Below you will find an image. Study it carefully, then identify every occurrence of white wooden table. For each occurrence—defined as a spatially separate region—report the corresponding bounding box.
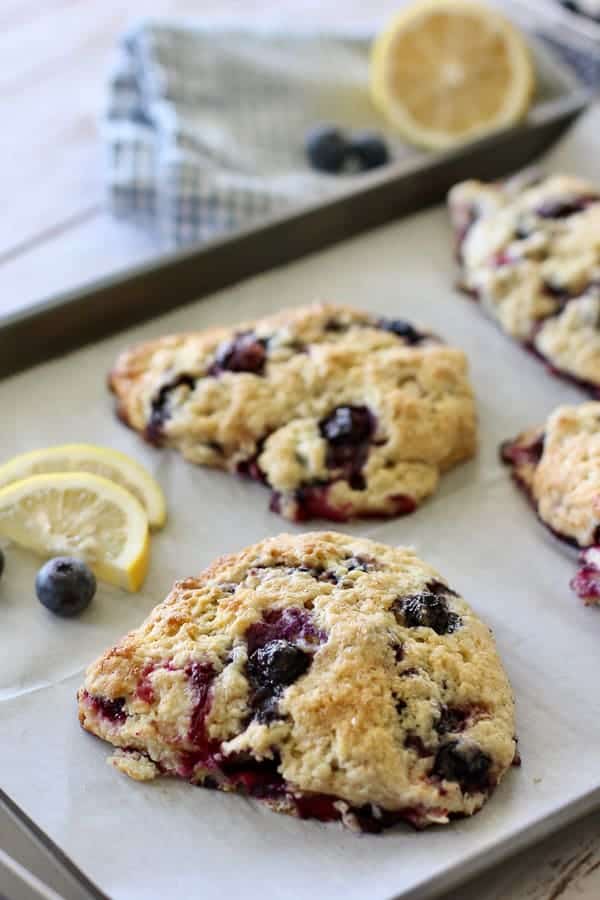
[1,2,599,898]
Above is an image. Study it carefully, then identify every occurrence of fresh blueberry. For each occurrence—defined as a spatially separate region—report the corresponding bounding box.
[248,639,310,690]
[377,318,426,345]
[319,405,374,446]
[145,373,196,444]
[436,706,468,735]
[318,405,375,489]
[211,332,267,376]
[305,125,348,174]
[92,695,126,722]
[35,557,96,617]
[246,637,312,723]
[433,741,491,792]
[394,591,461,635]
[253,694,283,724]
[348,132,389,171]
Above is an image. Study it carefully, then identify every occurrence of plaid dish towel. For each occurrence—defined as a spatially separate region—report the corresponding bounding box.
[105,19,600,250]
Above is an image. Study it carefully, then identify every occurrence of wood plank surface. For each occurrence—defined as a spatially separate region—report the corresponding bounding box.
[1,2,599,899]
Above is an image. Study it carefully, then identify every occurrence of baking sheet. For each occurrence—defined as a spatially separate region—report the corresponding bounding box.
[2,106,600,900]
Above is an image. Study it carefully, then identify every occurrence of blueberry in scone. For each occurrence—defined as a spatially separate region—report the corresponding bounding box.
[110,303,477,522]
[448,173,600,395]
[501,403,600,604]
[77,532,517,832]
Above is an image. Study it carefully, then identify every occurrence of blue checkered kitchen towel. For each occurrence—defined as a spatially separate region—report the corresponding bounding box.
[105,19,600,250]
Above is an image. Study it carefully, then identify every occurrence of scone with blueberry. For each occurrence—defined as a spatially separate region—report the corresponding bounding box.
[78,532,518,832]
[502,403,600,604]
[449,173,600,394]
[110,303,477,522]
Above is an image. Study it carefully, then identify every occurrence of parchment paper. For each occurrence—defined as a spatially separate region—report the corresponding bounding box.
[2,107,600,900]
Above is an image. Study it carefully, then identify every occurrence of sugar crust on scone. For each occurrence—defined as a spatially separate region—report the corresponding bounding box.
[448,173,600,393]
[78,532,517,832]
[109,303,477,522]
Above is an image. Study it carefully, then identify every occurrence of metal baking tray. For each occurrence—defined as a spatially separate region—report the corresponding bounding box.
[0,63,593,900]
[0,789,105,900]
[0,74,590,380]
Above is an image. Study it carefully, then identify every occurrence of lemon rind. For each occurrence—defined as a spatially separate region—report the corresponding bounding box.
[0,472,150,593]
[0,444,166,529]
[370,0,535,151]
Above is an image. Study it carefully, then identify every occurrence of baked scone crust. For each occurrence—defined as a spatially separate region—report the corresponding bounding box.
[501,404,600,603]
[448,173,600,393]
[502,403,600,547]
[78,532,517,831]
[110,303,477,521]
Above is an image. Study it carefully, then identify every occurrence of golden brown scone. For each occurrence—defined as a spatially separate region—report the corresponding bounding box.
[448,173,600,394]
[501,403,600,604]
[78,532,517,832]
[109,303,477,522]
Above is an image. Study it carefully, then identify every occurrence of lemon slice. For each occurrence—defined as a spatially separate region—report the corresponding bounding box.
[0,445,166,530]
[0,472,150,591]
[371,0,534,150]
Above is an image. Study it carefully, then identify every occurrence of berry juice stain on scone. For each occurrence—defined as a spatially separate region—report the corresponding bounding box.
[78,532,517,832]
[109,304,477,522]
[448,174,600,395]
[501,403,600,605]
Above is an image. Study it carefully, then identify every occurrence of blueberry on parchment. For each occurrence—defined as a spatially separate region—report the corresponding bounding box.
[36,557,96,617]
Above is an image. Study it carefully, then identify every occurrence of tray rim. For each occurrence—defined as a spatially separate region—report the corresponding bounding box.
[0,788,107,900]
[0,88,591,382]
[0,86,597,900]
[3,780,600,900]
[412,786,600,900]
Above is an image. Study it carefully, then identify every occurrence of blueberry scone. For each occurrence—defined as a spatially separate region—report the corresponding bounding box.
[501,403,600,604]
[78,532,517,832]
[449,173,600,394]
[110,303,477,522]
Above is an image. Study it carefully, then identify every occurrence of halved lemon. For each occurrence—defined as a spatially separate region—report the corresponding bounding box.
[371,0,535,150]
[0,444,166,530]
[0,472,150,591]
